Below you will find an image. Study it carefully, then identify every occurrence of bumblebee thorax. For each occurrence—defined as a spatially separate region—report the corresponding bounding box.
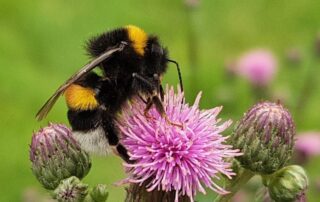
[125,25,148,56]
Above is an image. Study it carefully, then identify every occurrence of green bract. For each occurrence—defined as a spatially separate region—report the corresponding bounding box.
[90,184,109,202]
[264,165,308,202]
[54,176,89,202]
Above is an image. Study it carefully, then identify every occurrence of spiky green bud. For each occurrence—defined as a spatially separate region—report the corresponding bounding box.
[53,176,88,202]
[263,165,308,202]
[231,101,295,174]
[30,123,91,190]
[90,184,109,202]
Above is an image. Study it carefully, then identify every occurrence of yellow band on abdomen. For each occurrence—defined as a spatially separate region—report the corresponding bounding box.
[64,84,99,110]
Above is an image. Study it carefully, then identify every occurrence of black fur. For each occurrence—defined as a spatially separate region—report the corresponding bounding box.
[144,36,169,77]
[67,109,101,132]
[86,28,127,57]
[67,26,171,163]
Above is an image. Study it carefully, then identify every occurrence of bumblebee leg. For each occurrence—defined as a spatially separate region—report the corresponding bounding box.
[132,73,181,127]
[132,73,156,92]
[131,72,156,119]
[152,73,163,100]
[159,84,164,101]
[143,97,155,120]
[151,95,183,128]
[116,144,135,164]
[138,93,148,104]
[101,111,133,163]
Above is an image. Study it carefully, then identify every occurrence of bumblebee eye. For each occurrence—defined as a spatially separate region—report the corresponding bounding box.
[151,44,164,55]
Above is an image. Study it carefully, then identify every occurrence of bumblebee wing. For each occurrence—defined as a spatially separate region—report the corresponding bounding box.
[35,87,65,121]
[36,43,127,121]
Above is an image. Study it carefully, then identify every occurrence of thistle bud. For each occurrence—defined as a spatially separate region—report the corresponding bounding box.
[264,165,308,202]
[90,184,109,202]
[53,176,88,202]
[30,123,91,190]
[231,101,295,174]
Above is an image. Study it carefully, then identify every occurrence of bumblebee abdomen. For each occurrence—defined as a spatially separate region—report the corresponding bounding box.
[64,84,99,111]
[72,127,111,155]
[67,109,101,132]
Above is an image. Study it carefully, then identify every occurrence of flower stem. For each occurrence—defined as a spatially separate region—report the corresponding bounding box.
[185,0,200,96]
[252,86,270,102]
[215,168,254,202]
[125,182,190,202]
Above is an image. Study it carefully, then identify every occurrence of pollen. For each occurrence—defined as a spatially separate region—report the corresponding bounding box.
[64,84,98,110]
[126,25,147,56]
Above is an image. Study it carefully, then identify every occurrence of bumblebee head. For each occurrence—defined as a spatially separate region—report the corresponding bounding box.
[86,25,182,90]
[143,35,183,91]
[143,36,169,78]
[124,25,168,78]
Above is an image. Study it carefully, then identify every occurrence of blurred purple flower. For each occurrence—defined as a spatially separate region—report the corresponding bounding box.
[236,49,277,86]
[118,86,241,202]
[232,190,250,202]
[295,132,320,157]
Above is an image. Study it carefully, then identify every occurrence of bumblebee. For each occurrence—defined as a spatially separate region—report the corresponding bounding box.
[36,25,183,162]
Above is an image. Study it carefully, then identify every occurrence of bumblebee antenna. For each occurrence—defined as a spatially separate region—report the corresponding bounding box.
[167,59,183,92]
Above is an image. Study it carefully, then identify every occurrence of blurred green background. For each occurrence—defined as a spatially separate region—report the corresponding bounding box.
[1,0,320,201]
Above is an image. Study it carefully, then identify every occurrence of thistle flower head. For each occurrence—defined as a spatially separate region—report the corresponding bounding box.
[90,184,109,202]
[264,165,308,202]
[294,132,320,164]
[30,123,91,190]
[53,176,88,202]
[118,86,241,202]
[236,49,277,86]
[231,101,295,174]
[295,132,320,156]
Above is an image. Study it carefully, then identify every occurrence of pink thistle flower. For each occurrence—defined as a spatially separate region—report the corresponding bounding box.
[236,49,277,86]
[295,132,320,158]
[118,86,241,202]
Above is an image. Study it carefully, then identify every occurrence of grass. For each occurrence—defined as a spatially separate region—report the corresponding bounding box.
[1,0,320,201]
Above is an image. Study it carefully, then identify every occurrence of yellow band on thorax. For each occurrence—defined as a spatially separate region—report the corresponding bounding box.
[126,25,148,56]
